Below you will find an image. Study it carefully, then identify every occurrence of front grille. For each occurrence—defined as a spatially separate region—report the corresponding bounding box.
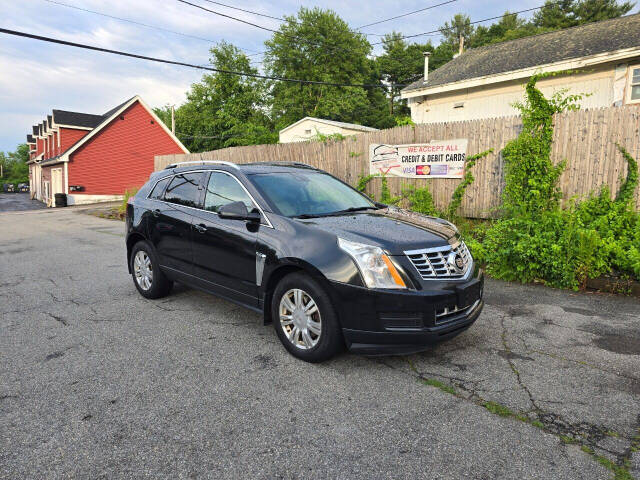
[435,300,480,325]
[404,242,472,280]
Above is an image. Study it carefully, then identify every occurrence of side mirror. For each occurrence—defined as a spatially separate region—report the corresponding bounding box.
[219,201,261,223]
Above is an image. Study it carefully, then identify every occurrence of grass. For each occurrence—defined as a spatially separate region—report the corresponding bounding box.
[118,187,138,216]
[482,401,514,418]
[530,419,545,429]
[422,378,457,395]
[559,435,579,445]
[580,446,633,480]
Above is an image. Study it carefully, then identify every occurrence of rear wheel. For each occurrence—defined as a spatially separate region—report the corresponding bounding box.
[130,241,173,299]
[272,273,343,362]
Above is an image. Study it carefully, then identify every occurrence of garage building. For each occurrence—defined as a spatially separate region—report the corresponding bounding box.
[26,96,188,206]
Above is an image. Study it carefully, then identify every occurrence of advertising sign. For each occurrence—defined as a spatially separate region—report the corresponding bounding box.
[369,139,468,179]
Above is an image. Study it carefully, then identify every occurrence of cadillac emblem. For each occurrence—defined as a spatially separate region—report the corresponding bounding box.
[447,252,465,273]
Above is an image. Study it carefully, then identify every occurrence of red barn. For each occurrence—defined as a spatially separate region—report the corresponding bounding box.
[26,96,188,206]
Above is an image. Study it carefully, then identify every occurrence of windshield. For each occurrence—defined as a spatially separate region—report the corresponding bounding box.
[248,171,376,217]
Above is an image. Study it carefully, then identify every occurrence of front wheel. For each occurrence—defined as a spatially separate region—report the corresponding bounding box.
[272,273,343,362]
[130,241,173,299]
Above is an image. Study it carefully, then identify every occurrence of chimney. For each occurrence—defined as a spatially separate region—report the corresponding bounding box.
[423,51,431,82]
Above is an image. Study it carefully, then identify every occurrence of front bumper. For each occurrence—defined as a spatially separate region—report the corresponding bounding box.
[327,272,484,355]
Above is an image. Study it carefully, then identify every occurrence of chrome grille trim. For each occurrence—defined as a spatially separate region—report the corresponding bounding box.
[435,299,481,324]
[404,241,473,280]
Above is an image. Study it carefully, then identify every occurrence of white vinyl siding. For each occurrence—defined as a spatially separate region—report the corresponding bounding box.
[409,69,615,124]
[629,66,640,103]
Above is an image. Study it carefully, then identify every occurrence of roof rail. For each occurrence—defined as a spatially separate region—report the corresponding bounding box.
[164,160,239,170]
[245,161,316,169]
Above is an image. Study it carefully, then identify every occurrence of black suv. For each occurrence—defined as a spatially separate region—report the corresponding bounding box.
[125,161,484,362]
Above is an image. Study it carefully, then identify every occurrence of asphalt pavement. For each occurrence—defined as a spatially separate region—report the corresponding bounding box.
[1,208,638,479]
[0,193,46,212]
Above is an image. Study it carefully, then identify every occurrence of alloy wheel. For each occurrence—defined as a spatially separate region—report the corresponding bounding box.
[279,288,322,350]
[133,250,153,291]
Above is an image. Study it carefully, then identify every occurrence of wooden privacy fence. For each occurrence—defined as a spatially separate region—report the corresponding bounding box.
[156,106,640,218]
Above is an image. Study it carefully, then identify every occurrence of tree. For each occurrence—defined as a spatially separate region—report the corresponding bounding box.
[439,14,474,51]
[429,42,456,71]
[533,0,633,29]
[0,144,29,184]
[472,12,537,46]
[532,0,577,29]
[155,41,276,153]
[573,0,634,22]
[376,33,432,115]
[264,7,385,129]
[470,1,634,48]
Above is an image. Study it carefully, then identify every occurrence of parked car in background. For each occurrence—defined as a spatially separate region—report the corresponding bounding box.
[17,183,29,193]
[125,161,484,362]
[2,183,15,193]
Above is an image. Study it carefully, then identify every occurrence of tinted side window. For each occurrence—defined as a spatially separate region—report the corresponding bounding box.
[164,173,201,207]
[204,172,254,213]
[149,177,170,200]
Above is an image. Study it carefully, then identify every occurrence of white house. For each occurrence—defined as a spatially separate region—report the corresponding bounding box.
[401,14,640,124]
[279,117,378,143]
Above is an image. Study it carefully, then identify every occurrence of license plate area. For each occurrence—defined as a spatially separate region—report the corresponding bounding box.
[455,280,482,308]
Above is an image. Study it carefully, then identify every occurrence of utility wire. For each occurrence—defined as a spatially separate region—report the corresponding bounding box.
[176,0,280,34]
[41,0,264,55]
[175,0,408,62]
[175,0,357,60]
[0,27,403,88]
[198,0,288,22]
[196,0,441,38]
[357,0,458,29]
[175,0,420,41]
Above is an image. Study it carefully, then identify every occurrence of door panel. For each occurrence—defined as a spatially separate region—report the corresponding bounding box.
[148,204,193,274]
[146,172,202,275]
[191,210,258,303]
[191,171,259,305]
[51,168,63,195]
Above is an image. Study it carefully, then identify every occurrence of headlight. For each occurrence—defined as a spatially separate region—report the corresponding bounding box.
[338,238,407,289]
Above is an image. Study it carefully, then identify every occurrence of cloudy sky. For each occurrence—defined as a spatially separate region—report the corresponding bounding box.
[0,0,620,151]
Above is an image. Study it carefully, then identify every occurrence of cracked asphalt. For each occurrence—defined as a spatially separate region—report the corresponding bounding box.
[1,208,639,479]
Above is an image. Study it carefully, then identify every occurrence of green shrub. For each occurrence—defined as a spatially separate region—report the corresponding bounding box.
[118,188,139,216]
[395,116,415,127]
[379,175,402,205]
[355,173,377,193]
[401,184,438,216]
[482,73,639,289]
[311,129,346,142]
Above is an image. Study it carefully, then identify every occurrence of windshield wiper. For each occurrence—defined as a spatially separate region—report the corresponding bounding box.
[327,206,378,215]
[292,206,378,219]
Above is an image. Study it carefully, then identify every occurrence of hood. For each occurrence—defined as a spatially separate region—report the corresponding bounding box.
[296,206,458,254]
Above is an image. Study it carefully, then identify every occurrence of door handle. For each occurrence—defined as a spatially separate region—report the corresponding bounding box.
[152,209,160,218]
[194,223,207,234]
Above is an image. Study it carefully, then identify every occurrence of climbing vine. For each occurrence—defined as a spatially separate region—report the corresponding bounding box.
[481,73,639,289]
[355,173,377,193]
[502,72,585,215]
[446,149,493,219]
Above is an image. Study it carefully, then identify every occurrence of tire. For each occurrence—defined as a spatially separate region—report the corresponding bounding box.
[130,240,173,299]
[271,272,343,362]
